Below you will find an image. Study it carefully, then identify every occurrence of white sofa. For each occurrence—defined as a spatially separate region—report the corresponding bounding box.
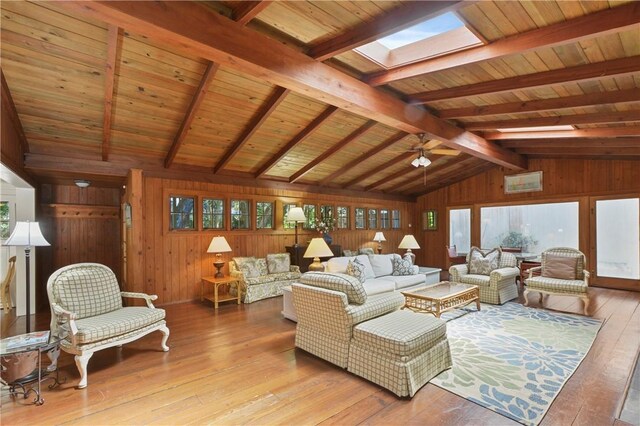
[283,254,441,321]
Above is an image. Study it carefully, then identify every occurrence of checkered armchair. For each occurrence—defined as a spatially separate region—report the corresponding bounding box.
[449,251,519,304]
[47,263,170,388]
[524,248,590,315]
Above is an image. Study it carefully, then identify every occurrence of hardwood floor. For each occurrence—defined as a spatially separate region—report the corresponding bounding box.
[1,286,639,425]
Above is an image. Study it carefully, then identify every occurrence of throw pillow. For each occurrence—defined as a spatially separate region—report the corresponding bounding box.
[256,258,269,276]
[266,253,290,274]
[467,247,502,275]
[392,257,414,276]
[346,258,366,283]
[542,254,579,280]
[234,257,261,278]
[470,258,493,275]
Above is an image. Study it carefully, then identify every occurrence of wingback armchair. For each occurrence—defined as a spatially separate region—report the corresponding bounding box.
[47,263,170,388]
[524,247,590,315]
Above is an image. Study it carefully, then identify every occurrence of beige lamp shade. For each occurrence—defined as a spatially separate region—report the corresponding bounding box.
[5,221,50,247]
[398,235,420,250]
[373,232,386,242]
[287,207,306,223]
[207,236,232,253]
[303,238,334,258]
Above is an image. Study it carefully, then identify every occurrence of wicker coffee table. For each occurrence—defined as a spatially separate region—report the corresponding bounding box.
[402,281,480,318]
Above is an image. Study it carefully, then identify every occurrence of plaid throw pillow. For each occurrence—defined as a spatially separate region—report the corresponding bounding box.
[346,258,366,283]
[392,257,414,276]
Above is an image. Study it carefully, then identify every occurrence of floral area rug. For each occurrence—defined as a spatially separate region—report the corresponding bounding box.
[432,303,602,426]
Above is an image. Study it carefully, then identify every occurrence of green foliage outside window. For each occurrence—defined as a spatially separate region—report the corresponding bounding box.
[282,204,296,229]
[337,206,349,229]
[256,202,274,229]
[231,200,250,229]
[203,198,224,229]
[0,201,10,239]
[170,196,195,230]
[303,204,316,229]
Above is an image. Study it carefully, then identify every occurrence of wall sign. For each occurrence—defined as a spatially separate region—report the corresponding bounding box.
[504,171,543,194]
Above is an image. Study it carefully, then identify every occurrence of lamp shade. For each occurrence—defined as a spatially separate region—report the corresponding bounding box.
[207,236,232,253]
[303,238,334,258]
[373,232,386,242]
[4,221,50,247]
[287,207,306,222]
[398,235,420,250]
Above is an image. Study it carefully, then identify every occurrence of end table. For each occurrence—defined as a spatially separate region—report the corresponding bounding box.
[201,276,242,309]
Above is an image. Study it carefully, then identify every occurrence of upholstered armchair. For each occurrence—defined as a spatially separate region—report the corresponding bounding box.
[449,250,519,304]
[524,247,590,315]
[47,263,169,388]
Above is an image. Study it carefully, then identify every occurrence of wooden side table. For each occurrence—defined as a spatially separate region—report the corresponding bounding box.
[201,276,242,309]
[520,260,542,285]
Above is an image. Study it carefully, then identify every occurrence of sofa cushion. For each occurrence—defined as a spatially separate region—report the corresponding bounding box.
[71,307,165,344]
[346,258,367,283]
[269,270,301,281]
[542,254,578,280]
[353,310,447,357]
[461,274,491,287]
[234,257,264,278]
[362,277,396,296]
[266,253,291,274]
[369,254,395,277]
[392,257,415,276]
[299,272,367,305]
[526,276,588,294]
[355,255,376,280]
[390,274,426,290]
[53,265,123,319]
[326,256,354,274]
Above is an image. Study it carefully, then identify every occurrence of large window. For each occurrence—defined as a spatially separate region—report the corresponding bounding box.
[303,204,316,230]
[379,209,390,229]
[256,202,274,229]
[169,196,195,230]
[368,209,377,229]
[231,199,250,230]
[355,208,366,229]
[202,198,224,230]
[336,206,349,229]
[449,208,471,254]
[480,202,579,253]
[391,210,401,229]
[596,198,639,280]
[0,201,9,239]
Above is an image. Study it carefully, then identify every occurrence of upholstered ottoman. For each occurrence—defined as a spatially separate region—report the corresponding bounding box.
[347,309,452,397]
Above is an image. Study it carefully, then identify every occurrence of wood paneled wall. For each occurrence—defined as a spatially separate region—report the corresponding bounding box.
[415,158,640,282]
[140,176,417,305]
[37,184,122,311]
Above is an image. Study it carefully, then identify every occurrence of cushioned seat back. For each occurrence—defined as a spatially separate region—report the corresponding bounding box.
[52,264,122,319]
[541,248,586,279]
[498,252,517,268]
[299,272,367,304]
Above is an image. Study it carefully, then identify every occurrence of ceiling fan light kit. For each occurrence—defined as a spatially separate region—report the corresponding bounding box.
[412,149,431,168]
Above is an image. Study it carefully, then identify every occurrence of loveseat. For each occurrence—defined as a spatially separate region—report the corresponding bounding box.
[292,272,452,397]
[229,253,301,303]
[449,248,519,304]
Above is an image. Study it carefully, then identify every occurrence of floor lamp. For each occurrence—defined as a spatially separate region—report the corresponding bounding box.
[5,221,50,333]
[287,207,306,247]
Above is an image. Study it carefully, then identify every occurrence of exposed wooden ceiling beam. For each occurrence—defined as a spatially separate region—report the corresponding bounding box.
[366,2,640,86]
[57,1,526,171]
[102,25,120,161]
[485,127,640,140]
[256,106,339,178]
[319,132,408,185]
[289,120,376,183]
[499,138,640,149]
[406,161,496,196]
[408,56,640,104]
[343,152,416,188]
[464,110,640,131]
[214,86,289,174]
[233,1,271,26]
[393,156,474,193]
[308,1,464,61]
[1,69,29,154]
[164,61,219,168]
[513,147,640,156]
[439,89,640,119]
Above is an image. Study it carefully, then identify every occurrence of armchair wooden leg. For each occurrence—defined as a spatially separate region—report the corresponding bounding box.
[75,353,93,389]
[47,346,60,371]
[538,293,543,304]
[582,296,590,316]
[160,325,170,352]
[523,289,530,307]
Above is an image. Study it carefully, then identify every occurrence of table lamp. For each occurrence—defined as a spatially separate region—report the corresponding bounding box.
[373,232,386,254]
[207,236,232,278]
[398,235,420,265]
[303,238,334,272]
[5,221,50,333]
[287,207,306,247]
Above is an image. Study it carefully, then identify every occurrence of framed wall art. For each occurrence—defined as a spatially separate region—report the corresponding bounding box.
[422,210,437,231]
[504,171,543,194]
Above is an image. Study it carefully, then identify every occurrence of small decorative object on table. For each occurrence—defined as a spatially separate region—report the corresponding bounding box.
[314,217,336,245]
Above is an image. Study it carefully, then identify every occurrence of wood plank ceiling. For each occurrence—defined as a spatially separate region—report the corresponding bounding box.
[1,1,638,196]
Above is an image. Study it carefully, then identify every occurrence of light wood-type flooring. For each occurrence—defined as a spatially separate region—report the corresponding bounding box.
[1,285,639,425]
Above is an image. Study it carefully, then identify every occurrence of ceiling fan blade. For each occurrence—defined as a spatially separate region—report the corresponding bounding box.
[430,149,460,156]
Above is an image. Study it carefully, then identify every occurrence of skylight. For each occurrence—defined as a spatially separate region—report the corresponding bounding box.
[376,12,465,50]
[498,125,575,132]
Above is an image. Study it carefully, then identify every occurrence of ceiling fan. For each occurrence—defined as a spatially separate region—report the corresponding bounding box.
[407,134,460,168]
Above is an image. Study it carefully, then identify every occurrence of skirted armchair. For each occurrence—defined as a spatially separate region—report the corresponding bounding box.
[47,263,170,388]
[449,249,519,304]
[524,247,590,315]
